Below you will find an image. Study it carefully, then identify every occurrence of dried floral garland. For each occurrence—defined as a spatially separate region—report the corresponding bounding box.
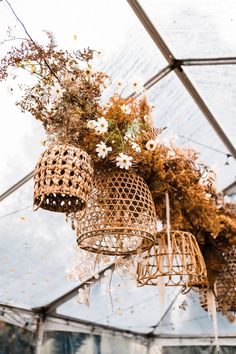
[1,31,235,246]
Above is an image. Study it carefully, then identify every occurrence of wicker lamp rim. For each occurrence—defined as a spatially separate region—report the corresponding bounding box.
[156,230,196,236]
[154,230,196,242]
[37,142,93,162]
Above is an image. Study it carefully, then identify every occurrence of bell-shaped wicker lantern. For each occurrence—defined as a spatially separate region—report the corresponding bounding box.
[34,144,94,213]
[76,169,156,256]
[137,230,207,288]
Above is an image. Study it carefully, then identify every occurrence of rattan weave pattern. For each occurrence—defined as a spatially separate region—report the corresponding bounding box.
[137,230,207,288]
[34,144,94,213]
[76,169,156,255]
[200,245,236,313]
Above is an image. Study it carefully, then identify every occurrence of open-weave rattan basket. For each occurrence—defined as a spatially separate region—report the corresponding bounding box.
[76,169,156,256]
[34,144,94,213]
[137,230,207,288]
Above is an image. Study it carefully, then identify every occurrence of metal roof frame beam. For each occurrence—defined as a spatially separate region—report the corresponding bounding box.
[127,0,236,159]
[0,171,34,202]
[222,180,236,196]
[0,303,145,338]
[51,312,146,338]
[179,57,236,66]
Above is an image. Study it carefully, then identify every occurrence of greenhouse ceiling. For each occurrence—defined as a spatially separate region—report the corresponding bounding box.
[0,0,236,341]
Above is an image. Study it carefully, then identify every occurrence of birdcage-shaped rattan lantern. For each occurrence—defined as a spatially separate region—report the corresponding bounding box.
[137,230,207,288]
[34,144,94,213]
[76,169,156,256]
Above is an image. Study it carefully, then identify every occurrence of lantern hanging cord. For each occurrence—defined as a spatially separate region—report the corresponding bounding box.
[178,134,233,160]
[165,191,172,257]
[0,205,31,220]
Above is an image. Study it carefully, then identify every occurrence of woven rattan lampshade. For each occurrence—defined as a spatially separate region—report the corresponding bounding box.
[200,278,236,314]
[137,230,207,288]
[34,144,94,213]
[200,245,236,314]
[76,169,156,256]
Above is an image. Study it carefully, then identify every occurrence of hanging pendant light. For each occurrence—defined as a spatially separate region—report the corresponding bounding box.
[137,192,207,289]
[200,245,236,316]
[137,230,207,288]
[76,169,156,256]
[34,144,94,213]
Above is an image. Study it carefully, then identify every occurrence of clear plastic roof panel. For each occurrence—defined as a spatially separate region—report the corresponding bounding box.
[184,65,236,145]
[146,72,236,190]
[139,0,236,58]
[0,180,79,309]
[58,275,180,334]
[155,291,236,337]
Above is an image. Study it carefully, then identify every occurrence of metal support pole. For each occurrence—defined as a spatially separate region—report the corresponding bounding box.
[127,0,236,159]
[35,316,44,354]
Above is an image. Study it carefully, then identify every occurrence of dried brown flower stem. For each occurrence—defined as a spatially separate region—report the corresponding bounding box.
[4,0,61,83]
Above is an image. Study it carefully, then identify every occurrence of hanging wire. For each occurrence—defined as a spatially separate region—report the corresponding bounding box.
[178,134,233,159]
[0,205,32,220]
[165,191,172,257]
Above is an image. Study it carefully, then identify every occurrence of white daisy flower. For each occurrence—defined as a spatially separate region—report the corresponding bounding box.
[87,120,98,129]
[124,131,133,141]
[146,139,157,151]
[96,141,112,158]
[116,153,133,170]
[116,79,123,87]
[131,79,145,93]
[130,141,141,153]
[49,82,64,101]
[120,104,131,115]
[94,49,105,61]
[95,116,108,134]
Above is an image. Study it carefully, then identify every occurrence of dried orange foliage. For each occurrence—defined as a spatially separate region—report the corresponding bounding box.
[0,32,235,247]
[0,32,109,146]
[217,203,236,245]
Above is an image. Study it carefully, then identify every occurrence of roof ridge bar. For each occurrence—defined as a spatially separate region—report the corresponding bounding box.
[127,0,236,158]
[0,170,34,202]
[180,57,236,66]
[0,303,145,337]
[50,312,146,338]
